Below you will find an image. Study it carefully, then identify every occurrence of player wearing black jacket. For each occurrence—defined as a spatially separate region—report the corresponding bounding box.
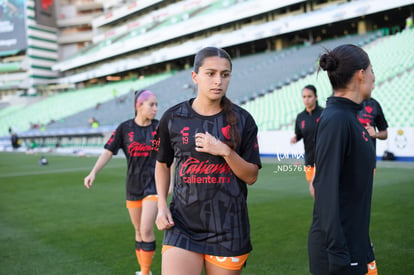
[309,97,376,274]
[291,84,323,197]
[293,104,323,166]
[308,44,377,275]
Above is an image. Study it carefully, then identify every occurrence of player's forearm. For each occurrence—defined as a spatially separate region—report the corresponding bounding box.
[91,149,112,174]
[375,130,387,140]
[223,150,258,185]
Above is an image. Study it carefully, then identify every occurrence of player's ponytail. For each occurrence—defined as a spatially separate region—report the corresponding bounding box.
[221,96,240,150]
[318,44,370,92]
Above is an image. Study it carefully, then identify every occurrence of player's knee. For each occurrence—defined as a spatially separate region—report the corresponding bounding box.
[140,226,155,240]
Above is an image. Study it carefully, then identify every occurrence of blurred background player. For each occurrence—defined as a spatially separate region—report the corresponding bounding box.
[290,84,323,198]
[152,47,261,275]
[84,90,159,275]
[357,93,388,275]
[308,44,377,275]
[357,96,388,151]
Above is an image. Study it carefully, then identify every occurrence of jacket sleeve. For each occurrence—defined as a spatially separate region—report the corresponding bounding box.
[314,117,351,273]
[294,115,303,141]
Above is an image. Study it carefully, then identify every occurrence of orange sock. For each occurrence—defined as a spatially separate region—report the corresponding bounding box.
[135,249,142,266]
[135,241,142,268]
[366,260,378,275]
[140,250,154,275]
[140,241,156,275]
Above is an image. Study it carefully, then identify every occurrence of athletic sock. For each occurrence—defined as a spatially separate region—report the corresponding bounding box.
[366,260,377,275]
[140,241,156,275]
[135,241,142,268]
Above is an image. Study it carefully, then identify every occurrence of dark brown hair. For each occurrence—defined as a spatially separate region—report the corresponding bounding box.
[193,47,240,149]
[303,84,318,105]
[318,44,370,91]
[303,84,317,96]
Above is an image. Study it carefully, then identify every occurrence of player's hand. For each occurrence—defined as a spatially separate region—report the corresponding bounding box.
[309,181,315,199]
[156,207,174,230]
[84,174,95,189]
[365,123,376,138]
[168,182,174,195]
[290,135,297,144]
[195,132,231,157]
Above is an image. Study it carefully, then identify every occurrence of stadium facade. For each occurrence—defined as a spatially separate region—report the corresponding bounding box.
[0,0,413,160]
[0,0,412,95]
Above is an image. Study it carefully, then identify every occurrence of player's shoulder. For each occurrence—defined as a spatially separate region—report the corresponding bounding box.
[319,105,349,125]
[232,103,257,127]
[366,97,381,106]
[162,100,192,118]
[117,118,135,129]
[323,106,343,117]
[232,103,253,118]
[297,109,307,118]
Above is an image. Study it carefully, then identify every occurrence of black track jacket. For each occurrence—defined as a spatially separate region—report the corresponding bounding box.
[308,97,376,275]
[294,105,324,166]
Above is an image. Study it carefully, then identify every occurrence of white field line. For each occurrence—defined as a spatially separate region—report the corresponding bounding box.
[0,164,125,178]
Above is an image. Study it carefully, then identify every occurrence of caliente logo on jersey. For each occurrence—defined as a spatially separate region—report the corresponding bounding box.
[180,157,232,184]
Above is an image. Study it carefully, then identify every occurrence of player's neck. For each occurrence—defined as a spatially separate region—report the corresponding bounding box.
[306,105,316,113]
[334,82,364,104]
[135,116,151,127]
[192,97,222,116]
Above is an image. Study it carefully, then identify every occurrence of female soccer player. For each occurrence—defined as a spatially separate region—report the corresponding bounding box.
[308,44,377,275]
[84,90,158,275]
[152,46,261,275]
[358,97,388,148]
[290,84,323,197]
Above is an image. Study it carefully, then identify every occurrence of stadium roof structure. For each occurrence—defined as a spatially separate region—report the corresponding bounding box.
[53,0,414,85]
[53,0,306,72]
[92,0,164,29]
[0,50,22,57]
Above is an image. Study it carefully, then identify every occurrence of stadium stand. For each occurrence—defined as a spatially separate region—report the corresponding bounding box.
[53,0,309,76]
[1,29,412,144]
[18,31,378,136]
[0,73,172,137]
[243,28,414,131]
[1,0,413,157]
[0,30,384,139]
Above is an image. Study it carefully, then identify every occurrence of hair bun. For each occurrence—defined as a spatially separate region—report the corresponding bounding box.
[319,53,337,71]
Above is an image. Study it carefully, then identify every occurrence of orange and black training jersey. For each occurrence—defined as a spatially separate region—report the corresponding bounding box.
[309,97,376,275]
[294,105,323,166]
[357,98,388,147]
[152,98,261,256]
[105,119,158,201]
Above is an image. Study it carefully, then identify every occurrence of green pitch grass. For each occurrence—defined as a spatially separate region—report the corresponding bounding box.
[0,152,413,274]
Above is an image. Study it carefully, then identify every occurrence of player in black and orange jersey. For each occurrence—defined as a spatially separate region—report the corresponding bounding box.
[291,84,323,197]
[358,96,388,275]
[358,97,388,149]
[308,44,377,275]
[152,47,261,275]
[84,90,158,275]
